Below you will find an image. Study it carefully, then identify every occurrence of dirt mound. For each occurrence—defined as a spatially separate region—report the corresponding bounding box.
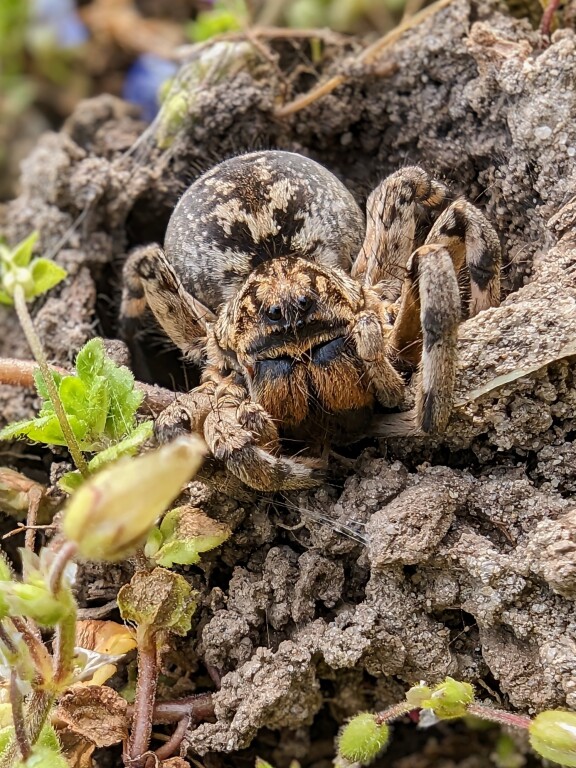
[1,0,575,764]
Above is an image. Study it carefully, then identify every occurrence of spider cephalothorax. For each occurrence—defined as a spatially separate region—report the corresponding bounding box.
[211,256,390,443]
[121,150,501,491]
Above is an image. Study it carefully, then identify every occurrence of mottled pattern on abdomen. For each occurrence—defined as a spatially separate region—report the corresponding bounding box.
[164,151,364,312]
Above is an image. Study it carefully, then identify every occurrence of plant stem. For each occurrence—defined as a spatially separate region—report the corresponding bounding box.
[12,287,89,477]
[467,703,532,730]
[9,618,53,683]
[48,540,78,594]
[126,627,160,768]
[153,715,190,762]
[127,692,215,724]
[24,485,43,552]
[0,356,175,413]
[0,691,55,768]
[375,702,414,725]
[10,670,31,761]
[52,600,78,688]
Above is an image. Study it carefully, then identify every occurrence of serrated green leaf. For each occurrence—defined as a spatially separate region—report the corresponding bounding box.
[75,337,105,382]
[0,411,88,447]
[87,421,153,472]
[84,375,110,439]
[0,418,41,441]
[103,361,143,439]
[58,376,89,416]
[0,414,61,443]
[9,231,39,268]
[25,414,73,446]
[33,368,64,404]
[30,258,67,297]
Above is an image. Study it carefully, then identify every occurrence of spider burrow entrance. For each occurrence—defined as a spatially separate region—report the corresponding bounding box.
[119,151,501,491]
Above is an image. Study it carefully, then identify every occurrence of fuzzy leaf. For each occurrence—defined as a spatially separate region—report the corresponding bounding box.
[58,470,84,494]
[58,376,89,415]
[83,376,111,439]
[30,258,67,297]
[118,567,197,635]
[33,368,64,405]
[75,338,106,381]
[0,289,14,305]
[150,506,231,567]
[9,231,38,268]
[103,361,143,438]
[87,421,153,472]
[0,414,87,446]
[0,417,44,442]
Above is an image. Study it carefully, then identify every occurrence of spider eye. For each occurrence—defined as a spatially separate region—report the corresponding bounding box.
[265,304,283,322]
[296,295,313,313]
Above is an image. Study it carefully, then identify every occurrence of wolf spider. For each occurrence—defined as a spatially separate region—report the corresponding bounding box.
[121,151,500,491]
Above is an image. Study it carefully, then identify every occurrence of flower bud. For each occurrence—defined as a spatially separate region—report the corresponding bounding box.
[337,712,389,765]
[424,677,475,720]
[406,683,432,709]
[529,710,576,767]
[62,436,205,562]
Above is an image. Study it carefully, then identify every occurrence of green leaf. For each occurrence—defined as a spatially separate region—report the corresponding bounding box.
[87,421,153,472]
[83,375,110,439]
[58,376,89,415]
[422,678,475,720]
[0,415,67,445]
[33,368,64,404]
[30,258,67,297]
[118,568,197,635]
[188,8,244,42]
[0,289,14,305]
[14,724,67,768]
[151,506,231,567]
[75,337,105,382]
[0,418,40,441]
[58,470,84,494]
[31,414,88,446]
[103,361,143,439]
[8,231,38,268]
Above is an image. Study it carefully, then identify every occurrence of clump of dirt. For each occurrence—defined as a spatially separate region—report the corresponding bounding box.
[1,0,576,765]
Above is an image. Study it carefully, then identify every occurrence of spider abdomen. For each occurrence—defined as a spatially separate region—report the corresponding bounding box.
[164,150,364,311]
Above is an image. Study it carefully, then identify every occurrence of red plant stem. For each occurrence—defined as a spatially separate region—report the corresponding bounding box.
[127,693,215,724]
[374,702,414,725]
[467,703,532,730]
[24,485,43,552]
[13,287,90,477]
[0,357,175,413]
[0,691,54,768]
[153,716,190,761]
[9,618,52,682]
[10,670,31,761]
[127,628,160,768]
[48,540,78,594]
[540,0,561,37]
